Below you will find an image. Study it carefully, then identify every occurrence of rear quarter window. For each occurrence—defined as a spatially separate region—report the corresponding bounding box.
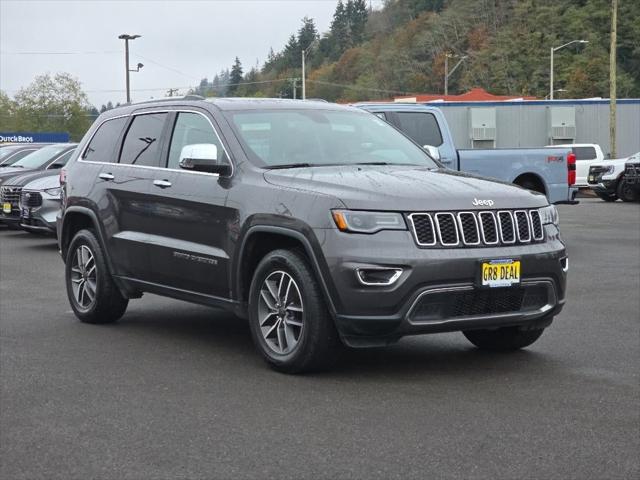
[392,112,443,148]
[83,117,128,163]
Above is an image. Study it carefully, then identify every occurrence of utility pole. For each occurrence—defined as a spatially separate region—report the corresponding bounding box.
[301,40,318,100]
[609,0,617,158]
[118,34,141,103]
[167,88,179,97]
[292,78,297,99]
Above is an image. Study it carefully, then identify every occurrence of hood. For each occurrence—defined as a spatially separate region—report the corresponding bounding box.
[0,169,57,187]
[22,173,60,191]
[0,167,34,182]
[264,165,548,211]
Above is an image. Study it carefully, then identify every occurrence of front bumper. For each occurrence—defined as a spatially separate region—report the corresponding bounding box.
[18,194,60,235]
[316,225,567,347]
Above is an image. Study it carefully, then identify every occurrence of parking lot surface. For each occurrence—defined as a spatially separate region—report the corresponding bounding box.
[1,198,638,479]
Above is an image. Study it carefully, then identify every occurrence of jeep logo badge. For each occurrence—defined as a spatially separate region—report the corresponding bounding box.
[473,198,495,207]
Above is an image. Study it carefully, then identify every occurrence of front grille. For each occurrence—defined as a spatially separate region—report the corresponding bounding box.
[0,186,22,209]
[21,190,42,208]
[408,284,549,323]
[409,209,544,248]
[625,164,640,184]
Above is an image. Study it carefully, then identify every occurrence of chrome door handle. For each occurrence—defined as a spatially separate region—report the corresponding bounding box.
[153,179,172,188]
[98,172,114,181]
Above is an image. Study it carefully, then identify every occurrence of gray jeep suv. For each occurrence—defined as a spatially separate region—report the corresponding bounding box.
[58,98,568,373]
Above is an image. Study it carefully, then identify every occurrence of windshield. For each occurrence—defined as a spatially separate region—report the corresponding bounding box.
[0,146,22,160]
[227,109,439,169]
[12,145,68,169]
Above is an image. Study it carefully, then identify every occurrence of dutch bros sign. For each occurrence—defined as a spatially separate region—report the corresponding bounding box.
[0,132,70,143]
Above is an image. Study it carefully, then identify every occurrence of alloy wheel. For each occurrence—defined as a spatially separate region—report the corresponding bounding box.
[70,244,97,309]
[258,270,304,355]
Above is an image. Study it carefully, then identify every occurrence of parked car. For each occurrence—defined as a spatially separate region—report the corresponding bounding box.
[0,143,49,167]
[623,155,640,200]
[588,152,640,202]
[550,143,606,188]
[0,144,77,224]
[356,103,578,204]
[19,172,64,234]
[58,98,567,373]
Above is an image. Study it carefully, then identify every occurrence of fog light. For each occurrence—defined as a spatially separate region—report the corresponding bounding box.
[356,268,402,286]
[560,257,569,272]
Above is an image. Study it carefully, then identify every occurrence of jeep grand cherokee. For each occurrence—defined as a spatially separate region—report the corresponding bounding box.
[58,98,568,373]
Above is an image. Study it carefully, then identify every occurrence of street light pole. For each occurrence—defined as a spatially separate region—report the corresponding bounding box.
[549,39,588,100]
[118,34,141,103]
[301,39,318,100]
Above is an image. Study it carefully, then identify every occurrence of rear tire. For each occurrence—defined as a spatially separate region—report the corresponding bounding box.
[65,229,128,324]
[595,191,617,202]
[516,178,545,195]
[617,177,639,202]
[463,324,546,351]
[248,249,341,373]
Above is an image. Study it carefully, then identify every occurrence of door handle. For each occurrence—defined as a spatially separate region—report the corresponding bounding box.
[153,179,172,188]
[98,172,114,181]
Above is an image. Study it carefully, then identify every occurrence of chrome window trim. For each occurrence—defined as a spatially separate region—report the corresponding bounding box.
[456,211,481,246]
[478,211,499,245]
[529,210,545,241]
[77,109,234,177]
[355,267,403,286]
[514,210,532,243]
[497,210,516,244]
[407,213,436,246]
[435,212,459,246]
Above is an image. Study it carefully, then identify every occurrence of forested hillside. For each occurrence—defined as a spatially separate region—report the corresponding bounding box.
[194,0,639,101]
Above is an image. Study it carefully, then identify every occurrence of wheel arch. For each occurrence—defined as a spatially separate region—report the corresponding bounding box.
[513,172,548,196]
[235,226,338,318]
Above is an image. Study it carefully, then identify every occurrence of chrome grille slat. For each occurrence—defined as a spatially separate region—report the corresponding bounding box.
[478,211,499,245]
[408,209,544,248]
[529,210,544,241]
[0,186,22,207]
[457,212,480,245]
[514,210,531,243]
[435,213,459,246]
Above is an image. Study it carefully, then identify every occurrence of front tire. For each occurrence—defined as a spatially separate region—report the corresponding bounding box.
[595,191,617,202]
[617,177,639,202]
[248,249,340,373]
[65,229,128,324]
[463,324,546,351]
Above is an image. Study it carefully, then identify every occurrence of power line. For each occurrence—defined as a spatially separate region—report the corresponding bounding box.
[306,79,418,96]
[0,50,119,55]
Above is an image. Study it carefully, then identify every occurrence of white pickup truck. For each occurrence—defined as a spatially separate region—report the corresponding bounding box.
[550,144,605,188]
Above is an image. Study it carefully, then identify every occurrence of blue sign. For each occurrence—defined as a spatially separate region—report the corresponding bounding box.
[0,132,70,144]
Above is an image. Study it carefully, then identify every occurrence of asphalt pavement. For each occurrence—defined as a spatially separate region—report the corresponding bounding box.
[1,198,639,479]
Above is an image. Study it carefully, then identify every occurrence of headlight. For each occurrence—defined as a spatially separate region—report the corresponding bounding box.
[603,165,615,175]
[332,210,406,233]
[44,187,62,197]
[539,205,559,225]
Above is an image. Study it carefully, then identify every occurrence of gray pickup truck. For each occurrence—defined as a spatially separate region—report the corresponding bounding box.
[357,103,578,204]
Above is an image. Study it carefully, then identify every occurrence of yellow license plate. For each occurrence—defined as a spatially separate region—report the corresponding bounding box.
[2,202,11,214]
[481,260,521,287]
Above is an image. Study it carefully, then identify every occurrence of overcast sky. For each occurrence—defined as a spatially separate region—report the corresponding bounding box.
[1,0,383,107]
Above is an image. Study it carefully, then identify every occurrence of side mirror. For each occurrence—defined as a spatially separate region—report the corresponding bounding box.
[423,145,440,161]
[178,143,230,175]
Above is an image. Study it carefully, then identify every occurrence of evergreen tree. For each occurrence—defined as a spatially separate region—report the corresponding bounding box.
[298,16,318,51]
[329,0,351,60]
[228,58,243,95]
[349,0,368,44]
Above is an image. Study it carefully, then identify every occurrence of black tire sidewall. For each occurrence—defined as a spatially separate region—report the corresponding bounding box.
[617,178,638,202]
[248,249,328,370]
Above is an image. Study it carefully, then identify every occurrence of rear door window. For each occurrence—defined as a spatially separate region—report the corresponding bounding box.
[572,146,597,161]
[83,117,128,163]
[119,113,168,167]
[391,112,443,147]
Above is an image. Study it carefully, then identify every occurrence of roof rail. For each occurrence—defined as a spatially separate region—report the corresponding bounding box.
[128,95,206,106]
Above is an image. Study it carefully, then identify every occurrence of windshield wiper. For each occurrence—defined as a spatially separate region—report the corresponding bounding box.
[265,163,314,169]
[353,162,390,166]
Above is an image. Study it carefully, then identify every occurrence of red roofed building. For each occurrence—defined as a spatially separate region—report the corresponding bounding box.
[393,88,537,102]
